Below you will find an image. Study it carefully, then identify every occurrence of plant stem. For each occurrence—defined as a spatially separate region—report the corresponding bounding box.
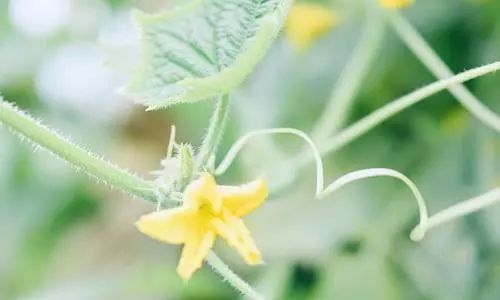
[411,188,500,241]
[312,6,385,141]
[318,168,428,227]
[317,61,500,159]
[215,128,324,195]
[206,251,264,300]
[195,94,230,173]
[388,12,500,132]
[0,98,157,202]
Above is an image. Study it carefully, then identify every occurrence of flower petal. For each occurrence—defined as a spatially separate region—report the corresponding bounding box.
[135,207,196,244]
[218,179,268,217]
[186,172,222,212]
[286,4,337,51]
[177,230,216,280]
[379,0,414,9]
[211,211,262,265]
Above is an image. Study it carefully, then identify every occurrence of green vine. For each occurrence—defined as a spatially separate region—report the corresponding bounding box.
[2,1,500,299]
[0,98,157,202]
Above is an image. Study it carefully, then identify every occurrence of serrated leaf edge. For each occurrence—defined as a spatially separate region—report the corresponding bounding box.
[123,1,203,106]
[124,0,292,110]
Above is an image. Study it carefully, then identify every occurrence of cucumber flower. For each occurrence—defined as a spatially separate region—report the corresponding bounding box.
[379,0,414,9]
[136,173,268,280]
[286,3,337,51]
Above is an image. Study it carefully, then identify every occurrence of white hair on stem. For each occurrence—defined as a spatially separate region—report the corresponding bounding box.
[206,251,265,300]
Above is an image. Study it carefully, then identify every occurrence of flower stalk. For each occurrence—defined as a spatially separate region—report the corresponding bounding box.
[206,251,265,300]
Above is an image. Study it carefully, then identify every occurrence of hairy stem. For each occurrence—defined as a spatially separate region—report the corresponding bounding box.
[312,6,385,141]
[206,251,264,300]
[195,94,230,173]
[0,98,157,202]
[388,12,500,132]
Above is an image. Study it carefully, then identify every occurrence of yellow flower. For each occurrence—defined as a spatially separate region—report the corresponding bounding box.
[136,173,268,280]
[379,0,414,9]
[286,3,337,51]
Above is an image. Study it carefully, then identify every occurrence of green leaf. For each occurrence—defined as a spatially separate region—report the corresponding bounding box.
[124,0,291,109]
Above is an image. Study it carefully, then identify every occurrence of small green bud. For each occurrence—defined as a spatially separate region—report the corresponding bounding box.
[179,144,194,187]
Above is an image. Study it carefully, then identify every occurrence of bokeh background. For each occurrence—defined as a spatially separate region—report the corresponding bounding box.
[2,0,500,299]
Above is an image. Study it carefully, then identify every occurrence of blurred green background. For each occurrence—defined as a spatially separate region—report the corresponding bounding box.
[2,0,500,299]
